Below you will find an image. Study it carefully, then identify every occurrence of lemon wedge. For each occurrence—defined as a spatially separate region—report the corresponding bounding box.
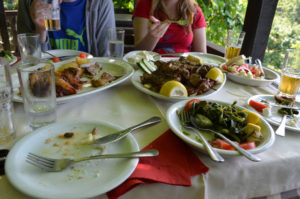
[159,80,188,97]
[186,55,203,64]
[205,67,224,84]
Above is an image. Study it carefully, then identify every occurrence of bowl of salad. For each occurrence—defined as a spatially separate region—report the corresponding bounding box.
[220,56,280,87]
[166,99,275,156]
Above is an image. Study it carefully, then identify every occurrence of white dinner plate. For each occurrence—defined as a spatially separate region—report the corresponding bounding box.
[247,95,300,132]
[222,66,280,87]
[5,120,139,199]
[131,70,226,102]
[12,57,134,103]
[41,49,93,60]
[166,100,275,156]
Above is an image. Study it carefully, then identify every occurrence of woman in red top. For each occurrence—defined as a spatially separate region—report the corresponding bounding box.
[133,0,207,54]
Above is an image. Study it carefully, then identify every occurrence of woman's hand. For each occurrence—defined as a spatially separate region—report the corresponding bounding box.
[133,16,170,51]
[147,16,170,39]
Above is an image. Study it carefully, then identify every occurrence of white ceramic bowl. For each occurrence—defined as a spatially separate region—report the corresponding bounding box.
[224,66,280,87]
[166,99,275,156]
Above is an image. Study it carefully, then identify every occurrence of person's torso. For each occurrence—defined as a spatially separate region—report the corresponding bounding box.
[48,0,87,52]
[155,24,193,54]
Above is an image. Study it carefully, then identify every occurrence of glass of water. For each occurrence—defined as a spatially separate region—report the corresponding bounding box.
[108,28,125,58]
[17,62,56,129]
[0,58,16,149]
[17,33,41,64]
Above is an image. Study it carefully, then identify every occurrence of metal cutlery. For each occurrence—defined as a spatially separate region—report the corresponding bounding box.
[91,116,162,145]
[256,98,300,110]
[190,115,261,162]
[177,110,224,162]
[161,19,190,26]
[275,114,287,136]
[26,149,159,172]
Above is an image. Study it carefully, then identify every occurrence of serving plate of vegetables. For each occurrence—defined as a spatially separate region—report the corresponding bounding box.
[166,99,275,156]
[248,94,300,132]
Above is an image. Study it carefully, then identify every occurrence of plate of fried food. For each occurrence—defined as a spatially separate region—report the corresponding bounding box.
[131,54,226,101]
[12,56,134,103]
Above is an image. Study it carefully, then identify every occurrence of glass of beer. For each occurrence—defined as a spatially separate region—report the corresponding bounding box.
[44,0,61,31]
[278,49,300,98]
[225,30,246,60]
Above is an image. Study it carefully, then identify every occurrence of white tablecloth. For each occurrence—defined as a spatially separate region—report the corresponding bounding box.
[1,78,300,199]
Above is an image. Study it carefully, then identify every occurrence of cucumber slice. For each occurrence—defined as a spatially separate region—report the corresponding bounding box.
[142,59,157,72]
[137,62,152,74]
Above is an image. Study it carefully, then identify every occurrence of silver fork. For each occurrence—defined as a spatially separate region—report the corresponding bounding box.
[26,149,159,172]
[177,110,224,162]
[189,116,261,162]
[161,19,190,26]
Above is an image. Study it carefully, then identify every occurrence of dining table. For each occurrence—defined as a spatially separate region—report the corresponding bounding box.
[1,58,300,199]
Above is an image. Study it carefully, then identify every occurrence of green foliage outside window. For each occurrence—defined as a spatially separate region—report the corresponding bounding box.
[196,0,247,46]
[264,0,300,70]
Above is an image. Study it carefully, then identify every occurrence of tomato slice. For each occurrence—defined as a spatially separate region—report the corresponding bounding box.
[249,100,269,113]
[239,141,256,150]
[79,52,87,58]
[211,139,235,150]
[184,99,201,112]
[222,65,227,71]
[53,56,61,63]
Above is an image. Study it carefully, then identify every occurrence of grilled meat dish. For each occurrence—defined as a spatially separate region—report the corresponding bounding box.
[55,77,77,97]
[140,57,216,96]
[91,71,117,87]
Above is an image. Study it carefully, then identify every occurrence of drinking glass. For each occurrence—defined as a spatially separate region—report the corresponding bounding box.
[0,58,16,149]
[278,49,300,98]
[17,33,41,64]
[17,62,56,129]
[44,0,61,31]
[108,28,125,58]
[225,30,246,60]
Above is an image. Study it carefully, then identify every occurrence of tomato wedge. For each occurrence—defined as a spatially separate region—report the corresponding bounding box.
[53,56,61,63]
[249,99,269,113]
[184,99,201,112]
[211,139,235,150]
[239,141,256,150]
[212,139,256,151]
[79,52,87,58]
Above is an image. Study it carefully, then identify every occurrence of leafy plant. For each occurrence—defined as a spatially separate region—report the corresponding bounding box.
[264,0,300,70]
[196,0,247,46]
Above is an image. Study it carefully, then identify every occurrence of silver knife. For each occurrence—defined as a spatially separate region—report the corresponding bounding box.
[91,116,162,145]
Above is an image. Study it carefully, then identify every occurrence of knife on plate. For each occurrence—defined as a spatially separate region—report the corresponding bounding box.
[91,116,162,145]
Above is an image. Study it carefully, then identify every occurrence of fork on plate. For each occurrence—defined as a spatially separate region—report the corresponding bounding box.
[177,110,224,162]
[26,149,158,172]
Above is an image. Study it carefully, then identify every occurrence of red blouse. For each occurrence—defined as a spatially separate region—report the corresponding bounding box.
[133,0,207,54]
